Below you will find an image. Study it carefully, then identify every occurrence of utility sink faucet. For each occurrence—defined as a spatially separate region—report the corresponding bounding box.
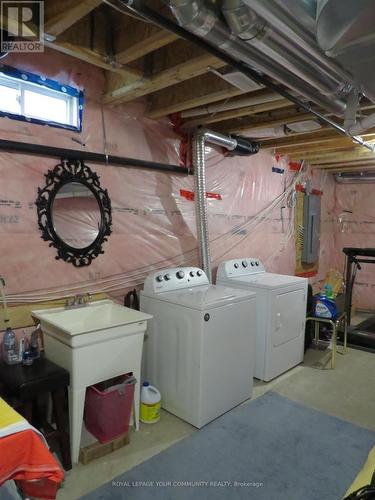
[65,293,92,309]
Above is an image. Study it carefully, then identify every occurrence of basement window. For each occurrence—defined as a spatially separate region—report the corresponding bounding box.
[0,66,84,131]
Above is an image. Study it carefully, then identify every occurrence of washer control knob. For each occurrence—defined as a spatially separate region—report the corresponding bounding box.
[242,260,248,268]
[234,263,239,269]
[156,275,163,282]
[255,261,259,266]
[251,261,254,266]
[189,271,195,277]
[197,270,203,277]
[164,273,171,281]
[176,270,185,279]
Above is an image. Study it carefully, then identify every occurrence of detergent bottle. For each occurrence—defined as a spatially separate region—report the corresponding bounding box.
[140,382,161,424]
[314,285,338,319]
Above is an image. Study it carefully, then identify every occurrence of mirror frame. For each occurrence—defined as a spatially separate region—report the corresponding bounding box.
[36,159,112,267]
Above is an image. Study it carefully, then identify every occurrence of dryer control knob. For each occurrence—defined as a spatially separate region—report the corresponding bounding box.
[197,270,203,276]
[189,271,195,277]
[156,275,163,282]
[251,261,254,266]
[234,263,239,269]
[242,261,248,267]
[255,262,259,266]
[164,273,171,281]
[176,271,185,279]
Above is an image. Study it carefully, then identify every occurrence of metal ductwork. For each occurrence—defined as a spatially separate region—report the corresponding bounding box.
[167,0,346,115]
[222,0,344,99]
[242,0,353,86]
[273,0,318,34]
[316,0,375,133]
[121,1,375,150]
[243,119,322,139]
[193,130,259,282]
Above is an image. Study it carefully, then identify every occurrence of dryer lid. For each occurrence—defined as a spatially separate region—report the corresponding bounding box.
[224,273,307,290]
[145,284,255,310]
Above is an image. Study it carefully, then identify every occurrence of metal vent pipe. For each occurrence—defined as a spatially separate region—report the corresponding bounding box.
[167,0,346,115]
[119,1,375,153]
[222,0,345,98]
[335,171,375,184]
[242,0,353,86]
[193,130,259,282]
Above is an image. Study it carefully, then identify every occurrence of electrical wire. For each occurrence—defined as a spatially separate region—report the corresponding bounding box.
[212,161,307,264]
[2,165,307,304]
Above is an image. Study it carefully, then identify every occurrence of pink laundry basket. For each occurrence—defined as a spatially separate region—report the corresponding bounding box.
[84,374,136,443]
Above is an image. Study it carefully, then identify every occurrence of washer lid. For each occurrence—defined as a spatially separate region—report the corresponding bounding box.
[145,284,255,310]
[224,273,307,290]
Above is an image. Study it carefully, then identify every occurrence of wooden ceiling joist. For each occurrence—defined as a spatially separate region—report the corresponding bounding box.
[318,164,375,172]
[104,53,226,104]
[147,73,245,118]
[183,99,291,128]
[44,0,102,39]
[45,41,143,79]
[290,149,375,164]
[115,31,179,65]
[317,159,375,169]
[224,112,312,133]
[267,130,375,152]
[275,138,375,158]
[278,144,369,158]
[112,9,179,66]
[213,108,326,135]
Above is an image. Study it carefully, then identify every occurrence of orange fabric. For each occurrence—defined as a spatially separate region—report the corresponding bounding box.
[0,429,64,499]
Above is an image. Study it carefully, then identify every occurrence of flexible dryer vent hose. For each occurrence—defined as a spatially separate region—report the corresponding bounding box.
[193,129,259,282]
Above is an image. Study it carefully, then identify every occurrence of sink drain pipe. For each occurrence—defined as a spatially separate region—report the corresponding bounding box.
[193,129,259,282]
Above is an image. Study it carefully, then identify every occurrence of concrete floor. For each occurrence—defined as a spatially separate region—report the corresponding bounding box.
[58,347,375,499]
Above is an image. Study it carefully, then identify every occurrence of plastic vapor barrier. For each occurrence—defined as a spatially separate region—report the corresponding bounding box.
[0,50,334,307]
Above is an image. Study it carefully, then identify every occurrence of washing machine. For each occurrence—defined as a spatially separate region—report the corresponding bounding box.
[140,267,256,428]
[217,258,308,382]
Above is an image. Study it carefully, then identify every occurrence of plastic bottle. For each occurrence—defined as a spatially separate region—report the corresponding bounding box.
[2,327,20,365]
[314,292,338,319]
[140,382,161,424]
[323,284,334,300]
[30,325,40,360]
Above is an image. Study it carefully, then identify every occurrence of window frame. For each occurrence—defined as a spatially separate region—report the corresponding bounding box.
[0,65,84,132]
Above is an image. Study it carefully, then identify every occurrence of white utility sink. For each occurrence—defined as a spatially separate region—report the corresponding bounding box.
[33,299,152,463]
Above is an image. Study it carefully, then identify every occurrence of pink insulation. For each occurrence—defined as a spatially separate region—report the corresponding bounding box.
[0,49,339,308]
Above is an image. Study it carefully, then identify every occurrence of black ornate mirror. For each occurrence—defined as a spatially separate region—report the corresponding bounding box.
[36,159,112,267]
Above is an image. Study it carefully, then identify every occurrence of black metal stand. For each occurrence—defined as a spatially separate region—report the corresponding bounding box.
[343,247,375,349]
